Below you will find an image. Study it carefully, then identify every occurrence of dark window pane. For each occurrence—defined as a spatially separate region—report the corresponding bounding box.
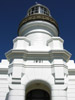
[26,89,50,100]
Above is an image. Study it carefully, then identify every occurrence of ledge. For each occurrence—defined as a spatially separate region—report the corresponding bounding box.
[6,49,71,62]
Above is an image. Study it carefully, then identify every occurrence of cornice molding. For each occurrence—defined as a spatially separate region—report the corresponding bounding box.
[6,49,71,62]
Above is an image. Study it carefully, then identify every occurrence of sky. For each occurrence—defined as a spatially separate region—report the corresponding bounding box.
[0,0,75,61]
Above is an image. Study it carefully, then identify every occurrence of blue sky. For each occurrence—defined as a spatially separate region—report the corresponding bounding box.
[0,0,75,61]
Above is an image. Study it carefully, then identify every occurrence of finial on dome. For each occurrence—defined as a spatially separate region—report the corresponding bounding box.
[35,2,38,4]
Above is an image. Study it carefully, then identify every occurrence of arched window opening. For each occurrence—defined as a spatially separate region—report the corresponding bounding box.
[26,89,50,100]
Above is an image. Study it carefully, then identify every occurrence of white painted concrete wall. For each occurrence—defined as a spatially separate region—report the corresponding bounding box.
[0,60,9,100]
[0,59,75,100]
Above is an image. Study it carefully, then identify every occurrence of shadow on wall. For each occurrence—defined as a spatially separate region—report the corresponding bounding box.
[5,92,9,100]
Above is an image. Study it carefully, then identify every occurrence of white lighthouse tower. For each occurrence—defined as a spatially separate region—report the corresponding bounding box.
[1,3,75,100]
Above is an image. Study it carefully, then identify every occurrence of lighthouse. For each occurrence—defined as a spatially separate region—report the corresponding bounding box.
[0,3,75,100]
